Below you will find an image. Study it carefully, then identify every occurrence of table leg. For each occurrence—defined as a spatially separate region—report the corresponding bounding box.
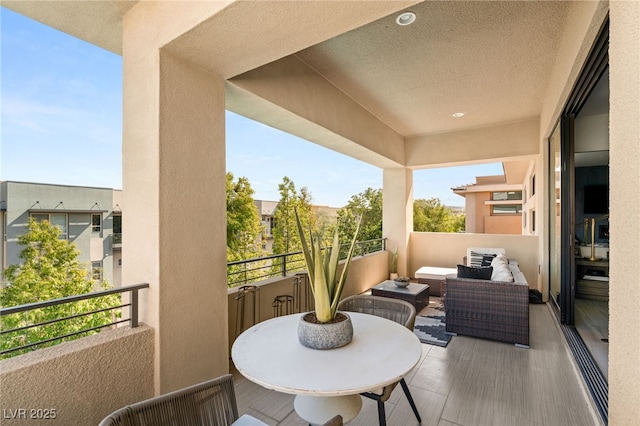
[294,394,362,425]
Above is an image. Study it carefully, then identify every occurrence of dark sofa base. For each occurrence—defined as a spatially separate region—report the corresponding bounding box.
[444,275,529,347]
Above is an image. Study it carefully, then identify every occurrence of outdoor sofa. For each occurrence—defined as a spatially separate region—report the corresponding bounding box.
[444,248,530,347]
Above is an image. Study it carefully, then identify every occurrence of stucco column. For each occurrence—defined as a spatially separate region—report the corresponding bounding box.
[609,1,640,423]
[382,168,413,277]
[123,46,228,393]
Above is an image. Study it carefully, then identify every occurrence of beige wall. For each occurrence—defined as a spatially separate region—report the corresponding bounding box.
[609,1,640,423]
[0,327,154,425]
[228,56,405,168]
[383,169,414,277]
[406,118,539,168]
[409,232,539,290]
[485,215,522,235]
[123,5,229,394]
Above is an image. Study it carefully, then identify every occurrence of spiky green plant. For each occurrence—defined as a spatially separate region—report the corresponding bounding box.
[390,247,398,274]
[295,210,362,323]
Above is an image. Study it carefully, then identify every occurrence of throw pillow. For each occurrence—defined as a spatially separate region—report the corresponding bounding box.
[468,251,488,267]
[491,262,514,282]
[481,254,497,266]
[457,264,493,280]
[491,253,509,268]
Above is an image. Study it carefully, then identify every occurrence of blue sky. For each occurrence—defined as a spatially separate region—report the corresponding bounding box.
[1,8,502,208]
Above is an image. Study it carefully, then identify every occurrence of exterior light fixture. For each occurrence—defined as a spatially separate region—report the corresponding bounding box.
[396,11,416,26]
[452,112,465,118]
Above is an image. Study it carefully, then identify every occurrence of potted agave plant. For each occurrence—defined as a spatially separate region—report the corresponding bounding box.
[389,247,399,280]
[295,210,362,349]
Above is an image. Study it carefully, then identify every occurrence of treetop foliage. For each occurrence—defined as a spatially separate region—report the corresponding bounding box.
[413,197,465,232]
[1,218,120,359]
[226,172,265,262]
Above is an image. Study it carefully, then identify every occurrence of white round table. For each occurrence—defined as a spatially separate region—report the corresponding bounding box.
[231,312,422,425]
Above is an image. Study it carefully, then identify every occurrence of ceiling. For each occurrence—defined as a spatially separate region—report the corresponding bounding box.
[292,1,569,138]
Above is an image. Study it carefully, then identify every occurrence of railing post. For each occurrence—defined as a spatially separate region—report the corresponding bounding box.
[131,289,139,327]
[281,254,287,277]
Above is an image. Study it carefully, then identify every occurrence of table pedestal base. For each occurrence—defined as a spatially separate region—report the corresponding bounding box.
[294,394,362,425]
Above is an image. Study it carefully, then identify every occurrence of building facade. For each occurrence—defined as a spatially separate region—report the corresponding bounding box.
[1,181,122,287]
[453,174,524,235]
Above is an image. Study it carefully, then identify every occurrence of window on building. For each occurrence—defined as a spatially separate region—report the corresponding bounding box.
[92,214,102,234]
[531,175,536,195]
[531,210,536,232]
[92,261,103,281]
[112,214,122,244]
[31,213,68,239]
[491,191,523,201]
[492,205,523,215]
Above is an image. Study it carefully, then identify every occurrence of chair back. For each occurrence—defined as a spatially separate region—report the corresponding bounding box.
[338,295,416,330]
[99,374,239,426]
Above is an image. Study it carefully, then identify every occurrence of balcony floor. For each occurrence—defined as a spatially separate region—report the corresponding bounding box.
[232,303,601,426]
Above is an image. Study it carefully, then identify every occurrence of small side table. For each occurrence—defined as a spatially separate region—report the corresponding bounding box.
[415,266,457,298]
[371,280,429,312]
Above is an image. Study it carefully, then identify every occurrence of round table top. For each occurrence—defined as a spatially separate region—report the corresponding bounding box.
[231,312,422,396]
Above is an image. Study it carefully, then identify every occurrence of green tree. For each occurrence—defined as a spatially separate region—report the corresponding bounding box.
[337,188,382,245]
[271,177,313,274]
[272,176,313,254]
[226,172,265,261]
[1,218,120,359]
[413,197,465,232]
[226,173,267,286]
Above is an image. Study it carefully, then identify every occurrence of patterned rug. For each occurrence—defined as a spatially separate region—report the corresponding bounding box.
[414,298,452,347]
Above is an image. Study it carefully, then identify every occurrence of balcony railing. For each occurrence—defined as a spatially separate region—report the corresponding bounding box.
[0,283,149,358]
[227,238,386,287]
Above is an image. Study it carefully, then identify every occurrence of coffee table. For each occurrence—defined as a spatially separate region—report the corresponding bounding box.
[371,280,429,312]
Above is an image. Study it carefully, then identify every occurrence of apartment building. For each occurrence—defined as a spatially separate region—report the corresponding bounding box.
[453,172,525,235]
[255,200,340,253]
[0,181,122,287]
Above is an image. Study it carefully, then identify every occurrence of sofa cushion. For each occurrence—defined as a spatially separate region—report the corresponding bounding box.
[457,264,493,280]
[490,254,514,282]
[510,264,527,283]
[491,263,514,282]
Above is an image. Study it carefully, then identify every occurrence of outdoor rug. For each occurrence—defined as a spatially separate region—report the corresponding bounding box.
[413,298,452,347]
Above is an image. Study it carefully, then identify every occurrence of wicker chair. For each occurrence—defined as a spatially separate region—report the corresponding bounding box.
[338,295,421,426]
[98,374,266,426]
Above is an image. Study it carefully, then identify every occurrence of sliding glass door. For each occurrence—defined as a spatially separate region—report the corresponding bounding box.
[548,116,576,324]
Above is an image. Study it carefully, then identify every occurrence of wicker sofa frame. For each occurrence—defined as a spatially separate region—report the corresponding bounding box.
[444,269,530,348]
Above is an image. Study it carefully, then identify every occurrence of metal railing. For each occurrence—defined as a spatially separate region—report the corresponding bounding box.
[227,238,386,287]
[0,283,149,357]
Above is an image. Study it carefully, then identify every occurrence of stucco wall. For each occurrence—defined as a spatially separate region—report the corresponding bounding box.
[406,118,540,168]
[609,1,640,423]
[409,232,539,290]
[485,215,522,235]
[0,326,154,425]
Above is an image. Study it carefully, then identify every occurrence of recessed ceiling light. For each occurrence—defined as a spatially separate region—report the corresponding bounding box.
[396,11,416,26]
[452,112,465,118]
